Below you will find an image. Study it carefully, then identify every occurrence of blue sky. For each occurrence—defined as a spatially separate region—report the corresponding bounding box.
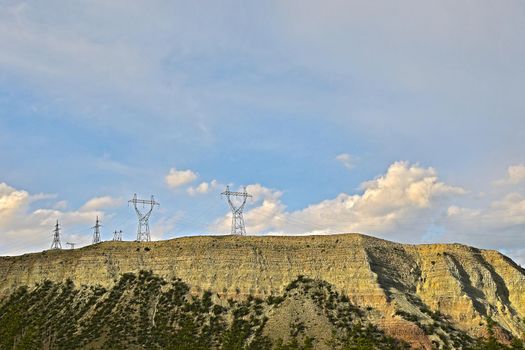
[0,1,524,262]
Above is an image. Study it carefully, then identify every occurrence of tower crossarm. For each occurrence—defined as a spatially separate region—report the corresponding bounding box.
[222,187,252,211]
[221,190,253,197]
[129,194,159,217]
[129,198,160,205]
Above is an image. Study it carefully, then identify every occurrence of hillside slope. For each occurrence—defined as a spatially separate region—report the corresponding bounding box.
[1,233,524,348]
[0,272,414,349]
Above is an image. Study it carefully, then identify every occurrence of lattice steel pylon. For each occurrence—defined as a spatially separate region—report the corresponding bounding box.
[50,220,62,250]
[92,216,101,244]
[129,194,159,242]
[113,230,123,241]
[221,186,252,235]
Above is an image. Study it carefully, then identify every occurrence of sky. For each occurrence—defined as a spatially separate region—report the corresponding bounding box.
[0,1,524,262]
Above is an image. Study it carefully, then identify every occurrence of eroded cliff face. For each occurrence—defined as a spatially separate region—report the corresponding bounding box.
[1,233,524,347]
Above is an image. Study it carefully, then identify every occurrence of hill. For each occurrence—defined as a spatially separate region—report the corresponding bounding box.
[1,233,525,349]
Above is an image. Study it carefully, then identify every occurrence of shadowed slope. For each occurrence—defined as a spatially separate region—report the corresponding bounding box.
[1,233,524,347]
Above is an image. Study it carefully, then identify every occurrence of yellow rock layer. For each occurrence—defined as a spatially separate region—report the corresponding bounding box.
[1,233,524,340]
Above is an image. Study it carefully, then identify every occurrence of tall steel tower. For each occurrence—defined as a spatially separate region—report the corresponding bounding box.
[113,230,123,241]
[221,186,252,235]
[92,216,101,244]
[129,194,159,242]
[50,220,62,250]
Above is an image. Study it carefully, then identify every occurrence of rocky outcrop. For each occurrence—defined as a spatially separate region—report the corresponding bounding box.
[1,233,524,346]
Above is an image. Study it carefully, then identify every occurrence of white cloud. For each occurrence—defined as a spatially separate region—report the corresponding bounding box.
[52,200,68,210]
[0,182,116,255]
[165,167,197,189]
[496,164,525,185]
[208,161,525,264]
[242,184,286,234]
[281,162,465,238]
[80,196,123,211]
[211,162,466,241]
[508,165,525,184]
[210,184,285,234]
[0,1,296,137]
[187,180,219,196]
[150,211,185,241]
[335,153,355,170]
[443,192,525,249]
[0,182,32,226]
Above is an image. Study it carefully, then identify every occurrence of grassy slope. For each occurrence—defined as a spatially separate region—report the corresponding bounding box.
[0,271,520,350]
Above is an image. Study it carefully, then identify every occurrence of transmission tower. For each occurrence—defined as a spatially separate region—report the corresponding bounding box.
[50,220,62,250]
[113,230,123,241]
[221,186,252,235]
[129,194,159,242]
[66,242,75,249]
[92,216,102,244]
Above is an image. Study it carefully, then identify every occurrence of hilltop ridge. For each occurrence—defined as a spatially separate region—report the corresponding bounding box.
[1,233,525,348]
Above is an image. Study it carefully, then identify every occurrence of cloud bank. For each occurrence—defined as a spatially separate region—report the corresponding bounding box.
[210,161,525,263]
[1,161,524,264]
[0,183,119,256]
[212,162,465,238]
[165,168,198,189]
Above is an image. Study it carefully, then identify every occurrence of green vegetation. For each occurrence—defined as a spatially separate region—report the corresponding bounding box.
[468,317,524,350]
[0,271,270,349]
[0,273,523,349]
[275,276,409,350]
